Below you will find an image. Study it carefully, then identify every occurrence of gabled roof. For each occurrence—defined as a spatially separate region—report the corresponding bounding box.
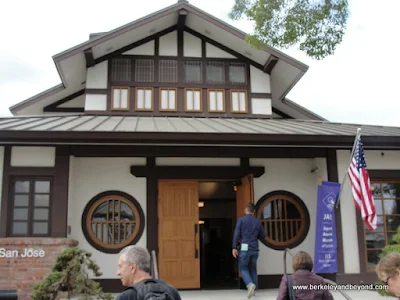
[0,114,398,148]
[8,0,322,121]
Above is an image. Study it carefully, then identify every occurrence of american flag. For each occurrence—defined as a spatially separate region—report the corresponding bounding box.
[347,136,377,230]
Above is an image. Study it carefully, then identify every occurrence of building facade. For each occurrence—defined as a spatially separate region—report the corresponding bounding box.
[0,1,399,298]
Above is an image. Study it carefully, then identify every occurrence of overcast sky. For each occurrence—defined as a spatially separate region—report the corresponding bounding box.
[0,0,399,127]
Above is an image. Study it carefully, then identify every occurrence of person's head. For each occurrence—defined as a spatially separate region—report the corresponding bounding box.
[292,251,313,272]
[245,203,255,215]
[117,245,151,286]
[376,252,400,296]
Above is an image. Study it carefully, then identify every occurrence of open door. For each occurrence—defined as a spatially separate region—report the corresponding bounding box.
[158,180,200,289]
[236,174,254,218]
[235,174,255,288]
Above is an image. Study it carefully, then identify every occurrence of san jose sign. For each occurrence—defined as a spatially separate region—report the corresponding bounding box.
[0,248,45,258]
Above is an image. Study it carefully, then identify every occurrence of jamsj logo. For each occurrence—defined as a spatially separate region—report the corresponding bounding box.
[322,192,336,212]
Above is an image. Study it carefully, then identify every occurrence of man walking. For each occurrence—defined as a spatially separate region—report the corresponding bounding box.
[116,245,181,300]
[232,203,266,299]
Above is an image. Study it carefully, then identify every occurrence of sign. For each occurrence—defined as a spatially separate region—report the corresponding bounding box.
[0,247,45,258]
[314,181,340,273]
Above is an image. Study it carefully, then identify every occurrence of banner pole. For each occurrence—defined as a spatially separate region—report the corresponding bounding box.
[335,128,362,209]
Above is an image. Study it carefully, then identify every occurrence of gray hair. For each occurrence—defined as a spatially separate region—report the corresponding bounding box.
[119,245,151,273]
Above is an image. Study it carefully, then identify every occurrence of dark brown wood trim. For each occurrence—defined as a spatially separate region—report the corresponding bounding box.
[94,25,178,65]
[272,107,294,119]
[251,93,272,99]
[184,26,264,72]
[326,149,344,274]
[369,169,400,179]
[84,48,95,68]
[0,145,69,237]
[0,146,11,237]
[131,165,265,179]
[85,89,108,94]
[70,145,328,158]
[146,158,158,255]
[264,55,278,74]
[177,9,187,31]
[43,89,85,112]
[2,130,399,148]
[51,146,69,237]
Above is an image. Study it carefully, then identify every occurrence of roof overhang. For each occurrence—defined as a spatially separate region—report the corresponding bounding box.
[8,1,320,120]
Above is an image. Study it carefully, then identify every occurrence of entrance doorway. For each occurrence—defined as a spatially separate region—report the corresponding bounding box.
[157,175,254,290]
[198,181,237,289]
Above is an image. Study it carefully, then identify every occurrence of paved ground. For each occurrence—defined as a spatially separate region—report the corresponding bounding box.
[102,288,396,300]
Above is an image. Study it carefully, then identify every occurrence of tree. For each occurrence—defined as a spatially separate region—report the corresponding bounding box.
[31,247,113,300]
[228,0,349,60]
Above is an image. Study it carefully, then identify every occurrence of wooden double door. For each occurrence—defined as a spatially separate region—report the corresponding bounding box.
[157,175,254,289]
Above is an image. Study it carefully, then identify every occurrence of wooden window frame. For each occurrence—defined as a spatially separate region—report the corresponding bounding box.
[135,87,154,111]
[230,89,248,114]
[184,88,202,112]
[8,176,53,237]
[363,180,400,272]
[255,190,310,250]
[207,89,225,113]
[82,191,145,254]
[159,88,178,112]
[111,86,130,111]
[228,62,247,85]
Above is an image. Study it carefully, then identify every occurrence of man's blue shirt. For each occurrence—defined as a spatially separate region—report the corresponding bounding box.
[232,214,266,251]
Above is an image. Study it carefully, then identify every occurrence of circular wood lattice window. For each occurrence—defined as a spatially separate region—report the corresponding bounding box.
[82,191,145,253]
[255,190,310,250]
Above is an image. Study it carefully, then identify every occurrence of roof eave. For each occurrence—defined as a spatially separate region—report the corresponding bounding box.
[0,131,399,149]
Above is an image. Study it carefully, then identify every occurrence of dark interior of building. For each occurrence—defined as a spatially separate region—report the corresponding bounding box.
[198,181,238,289]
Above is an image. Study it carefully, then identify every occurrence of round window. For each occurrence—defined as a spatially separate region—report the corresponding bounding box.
[255,190,310,250]
[82,191,145,253]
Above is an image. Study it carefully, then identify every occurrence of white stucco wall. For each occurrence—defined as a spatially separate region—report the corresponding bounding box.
[10,146,55,167]
[86,61,108,89]
[337,149,400,274]
[250,158,327,275]
[85,94,107,111]
[68,157,146,278]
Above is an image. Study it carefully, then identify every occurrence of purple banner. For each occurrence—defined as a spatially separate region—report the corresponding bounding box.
[313,181,340,273]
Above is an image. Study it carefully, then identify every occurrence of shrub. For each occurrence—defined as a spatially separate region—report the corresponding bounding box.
[31,247,113,300]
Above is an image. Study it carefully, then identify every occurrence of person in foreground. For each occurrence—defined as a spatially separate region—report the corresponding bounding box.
[276,251,333,300]
[376,252,400,297]
[116,245,182,300]
[232,203,266,299]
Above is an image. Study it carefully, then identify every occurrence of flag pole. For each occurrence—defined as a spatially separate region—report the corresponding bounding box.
[335,128,362,209]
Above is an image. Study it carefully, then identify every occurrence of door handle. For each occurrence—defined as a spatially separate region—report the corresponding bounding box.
[194,223,199,259]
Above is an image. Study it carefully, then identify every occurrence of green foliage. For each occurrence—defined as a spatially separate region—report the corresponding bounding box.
[229,0,349,60]
[31,247,113,300]
[375,226,400,297]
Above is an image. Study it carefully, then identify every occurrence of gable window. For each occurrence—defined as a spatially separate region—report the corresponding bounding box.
[184,61,202,83]
[135,59,154,82]
[208,89,225,112]
[82,191,145,253]
[9,178,52,237]
[111,87,130,110]
[159,88,177,111]
[159,60,178,82]
[229,62,246,84]
[135,87,153,111]
[206,62,225,84]
[230,90,248,113]
[111,58,132,81]
[255,190,310,250]
[184,88,202,112]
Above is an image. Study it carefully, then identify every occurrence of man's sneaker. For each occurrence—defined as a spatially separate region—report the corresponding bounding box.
[247,283,256,299]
